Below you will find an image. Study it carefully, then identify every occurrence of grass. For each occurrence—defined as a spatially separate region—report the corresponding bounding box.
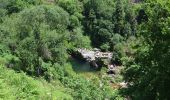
[0,65,73,100]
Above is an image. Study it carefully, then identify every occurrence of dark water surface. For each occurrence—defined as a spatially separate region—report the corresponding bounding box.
[69,57,95,73]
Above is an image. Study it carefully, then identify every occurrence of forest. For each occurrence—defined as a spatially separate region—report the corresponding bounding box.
[0,0,170,100]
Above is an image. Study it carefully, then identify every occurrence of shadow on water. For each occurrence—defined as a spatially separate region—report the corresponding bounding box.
[69,57,96,73]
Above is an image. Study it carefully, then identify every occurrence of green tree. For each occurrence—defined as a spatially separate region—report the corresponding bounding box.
[123,1,170,99]
[114,0,125,35]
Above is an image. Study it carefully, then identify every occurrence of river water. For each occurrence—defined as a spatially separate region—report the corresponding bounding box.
[69,57,96,73]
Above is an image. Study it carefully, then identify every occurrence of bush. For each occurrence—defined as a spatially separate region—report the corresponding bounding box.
[0,65,73,99]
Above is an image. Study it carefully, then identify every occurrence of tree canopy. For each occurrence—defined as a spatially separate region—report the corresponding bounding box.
[0,0,170,99]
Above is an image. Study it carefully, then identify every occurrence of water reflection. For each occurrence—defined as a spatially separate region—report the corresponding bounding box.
[69,57,96,73]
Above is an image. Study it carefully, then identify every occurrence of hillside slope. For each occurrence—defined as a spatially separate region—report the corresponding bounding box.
[0,65,73,100]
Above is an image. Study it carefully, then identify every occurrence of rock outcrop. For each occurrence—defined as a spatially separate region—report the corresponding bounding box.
[77,48,113,62]
[76,48,113,69]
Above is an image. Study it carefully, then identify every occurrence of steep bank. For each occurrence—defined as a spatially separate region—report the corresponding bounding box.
[0,65,73,100]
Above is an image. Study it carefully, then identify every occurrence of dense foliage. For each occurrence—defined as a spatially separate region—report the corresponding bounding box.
[0,65,73,99]
[0,0,170,99]
[122,0,170,100]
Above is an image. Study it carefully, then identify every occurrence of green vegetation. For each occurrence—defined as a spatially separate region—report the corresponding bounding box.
[122,0,170,99]
[0,65,73,100]
[0,0,170,99]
